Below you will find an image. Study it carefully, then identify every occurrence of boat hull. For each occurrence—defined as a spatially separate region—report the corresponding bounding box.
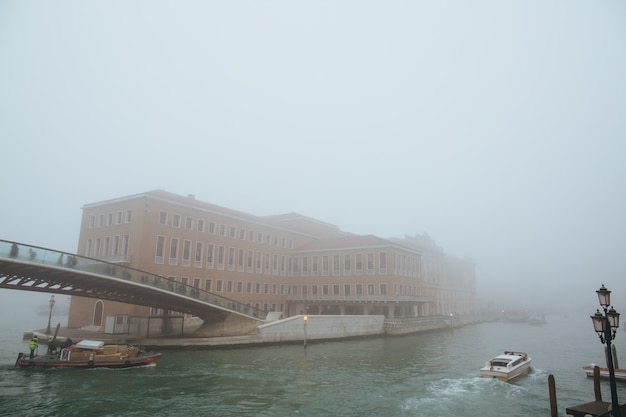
[480,362,531,382]
[583,365,626,382]
[16,352,162,369]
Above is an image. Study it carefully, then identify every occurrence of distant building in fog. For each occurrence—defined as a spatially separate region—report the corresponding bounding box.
[68,190,476,328]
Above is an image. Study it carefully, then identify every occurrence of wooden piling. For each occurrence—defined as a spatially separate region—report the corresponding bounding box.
[593,366,602,402]
[548,374,558,417]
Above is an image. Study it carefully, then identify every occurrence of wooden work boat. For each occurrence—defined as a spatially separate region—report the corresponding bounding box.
[582,364,626,382]
[480,351,532,382]
[16,339,161,369]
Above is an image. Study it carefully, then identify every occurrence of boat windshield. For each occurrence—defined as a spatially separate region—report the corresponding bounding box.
[491,359,511,367]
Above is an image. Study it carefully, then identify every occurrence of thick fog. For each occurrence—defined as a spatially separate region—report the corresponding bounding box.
[1,1,625,317]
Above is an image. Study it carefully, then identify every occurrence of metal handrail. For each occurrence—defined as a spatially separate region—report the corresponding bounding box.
[0,239,265,319]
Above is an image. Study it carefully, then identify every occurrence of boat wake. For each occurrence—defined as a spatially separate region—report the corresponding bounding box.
[401,376,528,415]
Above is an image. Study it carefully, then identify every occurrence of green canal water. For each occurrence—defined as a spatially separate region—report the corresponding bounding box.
[2,313,625,417]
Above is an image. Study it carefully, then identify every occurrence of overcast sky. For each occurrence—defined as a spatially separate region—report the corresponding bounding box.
[1,1,625,315]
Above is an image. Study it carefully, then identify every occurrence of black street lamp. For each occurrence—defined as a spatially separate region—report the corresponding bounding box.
[46,295,55,334]
[591,284,622,417]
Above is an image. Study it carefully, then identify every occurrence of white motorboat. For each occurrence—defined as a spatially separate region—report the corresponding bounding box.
[480,351,532,381]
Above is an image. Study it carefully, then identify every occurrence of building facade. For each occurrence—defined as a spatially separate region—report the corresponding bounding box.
[67,190,476,328]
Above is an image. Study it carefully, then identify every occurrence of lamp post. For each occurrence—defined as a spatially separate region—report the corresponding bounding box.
[46,295,55,334]
[303,315,308,349]
[591,285,621,417]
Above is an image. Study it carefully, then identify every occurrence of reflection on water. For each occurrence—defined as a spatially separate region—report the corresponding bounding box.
[1,314,626,416]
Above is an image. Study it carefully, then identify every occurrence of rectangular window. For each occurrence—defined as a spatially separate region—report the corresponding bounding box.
[104,237,110,256]
[247,250,254,272]
[195,242,204,268]
[264,283,270,294]
[98,214,104,227]
[323,285,329,295]
[185,217,193,230]
[255,283,261,294]
[380,283,387,295]
[217,245,225,269]
[125,209,132,223]
[344,254,351,275]
[227,281,233,292]
[356,284,363,296]
[216,280,223,292]
[89,214,95,228]
[379,252,387,274]
[155,235,165,264]
[238,249,245,271]
[122,234,129,255]
[95,238,101,256]
[116,211,122,225]
[205,279,212,292]
[219,224,226,236]
[368,284,375,295]
[367,253,375,275]
[239,228,246,240]
[208,221,216,234]
[355,254,362,274]
[301,256,308,276]
[265,253,271,274]
[106,213,113,226]
[246,282,252,293]
[169,238,179,265]
[322,256,329,276]
[344,284,351,296]
[237,281,243,293]
[172,214,181,228]
[112,236,120,256]
[257,232,263,243]
[197,219,205,232]
[280,255,286,275]
[230,226,236,238]
[182,240,192,267]
[288,257,298,276]
[206,244,214,268]
[256,251,262,273]
[159,211,168,225]
[228,247,235,271]
[302,285,307,296]
[273,254,279,275]
[248,230,254,241]
[333,284,340,295]
[312,256,318,276]
[312,285,318,295]
[333,255,340,276]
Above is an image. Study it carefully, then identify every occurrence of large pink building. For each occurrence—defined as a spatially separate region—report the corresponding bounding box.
[68,190,476,328]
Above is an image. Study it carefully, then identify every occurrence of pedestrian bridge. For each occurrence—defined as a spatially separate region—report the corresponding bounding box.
[0,239,265,330]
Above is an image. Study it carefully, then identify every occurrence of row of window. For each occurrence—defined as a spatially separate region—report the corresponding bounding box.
[168,276,417,297]
[88,210,133,228]
[154,236,419,278]
[85,235,130,258]
[157,211,295,249]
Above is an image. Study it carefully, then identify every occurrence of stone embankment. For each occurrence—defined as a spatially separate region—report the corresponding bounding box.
[27,315,464,349]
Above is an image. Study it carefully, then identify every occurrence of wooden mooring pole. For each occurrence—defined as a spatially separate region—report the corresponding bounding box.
[548,374,558,417]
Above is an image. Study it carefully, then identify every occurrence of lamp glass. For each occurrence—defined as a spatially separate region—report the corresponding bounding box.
[597,285,611,308]
[607,307,620,329]
[591,310,605,334]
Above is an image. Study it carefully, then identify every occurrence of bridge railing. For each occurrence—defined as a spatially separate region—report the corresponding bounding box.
[0,240,265,320]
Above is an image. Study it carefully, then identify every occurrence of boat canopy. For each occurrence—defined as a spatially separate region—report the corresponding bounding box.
[74,340,105,350]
